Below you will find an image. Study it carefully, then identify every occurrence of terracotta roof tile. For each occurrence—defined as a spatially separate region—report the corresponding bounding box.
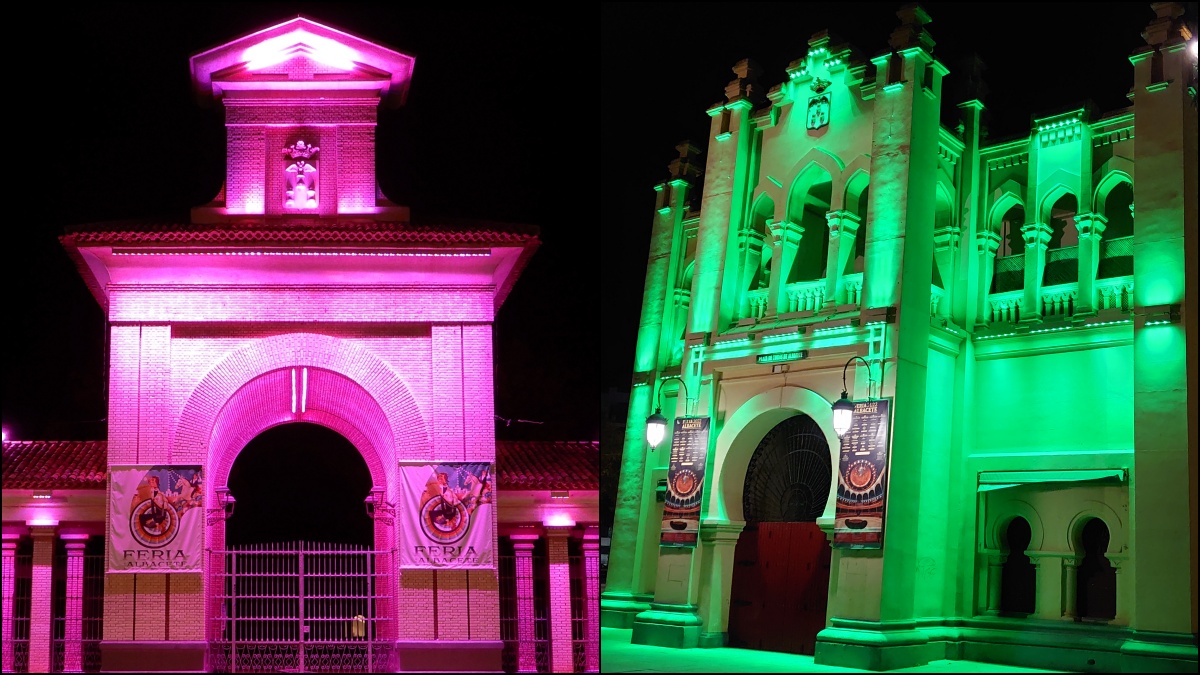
[3,439,598,492]
[1,441,108,490]
[495,440,599,491]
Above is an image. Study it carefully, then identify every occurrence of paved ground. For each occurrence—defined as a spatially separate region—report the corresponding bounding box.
[601,628,1070,673]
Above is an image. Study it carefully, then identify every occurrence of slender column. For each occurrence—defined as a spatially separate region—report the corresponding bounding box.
[1026,554,1062,620]
[985,552,1006,615]
[974,230,1002,327]
[766,219,803,316]
[512,534,539,673]
[821,210,861,311]
[1073,213,1107,317]
[582,528,600,673]
[1106,554,1130,625]
[1061,557,1080,620]
[2,536,17,673]
[546,527,573,674]
[29,525,56,674]
[1019,222,1052,323]
[62,535,89,673]
[735,229,765,318]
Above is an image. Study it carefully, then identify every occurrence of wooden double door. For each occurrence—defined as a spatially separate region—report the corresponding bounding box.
[728,521,831,655]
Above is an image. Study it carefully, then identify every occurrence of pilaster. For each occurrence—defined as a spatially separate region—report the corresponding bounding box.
[696,521,744,648]
[581,527,600,672]
[822,211,861,312]
[1072,213,1107,318]
[932,225,960,318]
[974,230,1002,328]
[1019,222,1052,324]
[767,219,803,317]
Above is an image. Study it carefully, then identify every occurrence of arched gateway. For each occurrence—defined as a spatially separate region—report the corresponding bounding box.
[52,16,539,674]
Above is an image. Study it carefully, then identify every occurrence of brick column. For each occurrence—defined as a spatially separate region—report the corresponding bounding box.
[546,526,572,674]
[512,533,539,673]
[2,535,17,673]
[29,525,56,674]
[62,535,89,673]
[582,527,600,673]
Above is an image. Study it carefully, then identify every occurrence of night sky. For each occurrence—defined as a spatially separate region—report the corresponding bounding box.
[599,2,1196,394]
[4,4,596,447]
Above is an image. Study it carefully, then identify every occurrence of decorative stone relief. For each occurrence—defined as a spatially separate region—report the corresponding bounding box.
[283,140,320,209]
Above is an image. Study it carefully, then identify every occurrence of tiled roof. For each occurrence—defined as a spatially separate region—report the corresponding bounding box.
[59,220,539,247]
[2,439,598,492]
[1,441,108,490]
[496,440,600,491]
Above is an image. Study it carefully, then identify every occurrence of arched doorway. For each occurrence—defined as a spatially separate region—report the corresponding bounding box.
[211,423,393,672]
[226,423,373,547]
[727,414,832,655]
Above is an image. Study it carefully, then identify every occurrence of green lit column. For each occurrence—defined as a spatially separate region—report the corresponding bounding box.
[1124,4,1197,669]
[955,98,987,328]
[984,552,1006,616]
[1061,556,1080,620]
[602,167,691,628]
[1018,221,1051,324]
[696,521,744,648]
[974,230,1001,328]
[767,219,803,316]
[822,210,861,311]
[815,6,944,670]
[1072,213,1106,318]
[734,229,766,318]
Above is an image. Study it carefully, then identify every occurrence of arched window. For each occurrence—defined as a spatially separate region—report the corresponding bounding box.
[1043,193,1078,286]
[1097,181,1133,280]
[1000,517,1036,616]
[749,196,775,291]
[992,204,1025,293]
[786,169,833,284]
[1075,518,1116,622]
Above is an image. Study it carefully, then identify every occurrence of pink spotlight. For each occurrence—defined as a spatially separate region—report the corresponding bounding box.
[544,513,575,527]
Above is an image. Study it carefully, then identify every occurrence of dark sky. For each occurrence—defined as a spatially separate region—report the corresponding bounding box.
[5,4,596,444]
[600,2,1196,393]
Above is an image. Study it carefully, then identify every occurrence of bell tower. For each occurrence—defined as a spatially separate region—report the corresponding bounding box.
[188,16,415,222]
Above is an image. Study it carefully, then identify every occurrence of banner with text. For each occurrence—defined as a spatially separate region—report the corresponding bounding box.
[660,416,710,547]
[108,465,205,572]
[834,399,892,549]
[399,463,494,569]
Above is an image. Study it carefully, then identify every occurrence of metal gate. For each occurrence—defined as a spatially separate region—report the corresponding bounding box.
[207,542,395,673]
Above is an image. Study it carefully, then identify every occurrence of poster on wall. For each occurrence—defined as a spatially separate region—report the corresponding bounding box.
[834,399,892,549]
[660,416,710,548]
[399,463,494,569]
[108,465,205,572]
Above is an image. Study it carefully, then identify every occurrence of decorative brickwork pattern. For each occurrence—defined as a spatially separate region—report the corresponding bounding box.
[134,573,166,641]
[337,126,377,213]
[29,527,55,673]
[171,574,205,641]
[513,538,538,672]
[102,574,134,641]
[436,570,469,640]
[398,570,436,640]
[64,540,86,673]
[546,529,572,673]
[226,127,267,214]
[2,541,15,672]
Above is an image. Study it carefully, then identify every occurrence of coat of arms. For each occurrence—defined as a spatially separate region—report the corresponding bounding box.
[807,93,831,130]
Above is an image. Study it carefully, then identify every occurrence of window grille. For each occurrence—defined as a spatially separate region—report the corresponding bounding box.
[499,537,550,673]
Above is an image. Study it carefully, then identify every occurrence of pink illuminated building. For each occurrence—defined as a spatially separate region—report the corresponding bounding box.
[1,17,598,674]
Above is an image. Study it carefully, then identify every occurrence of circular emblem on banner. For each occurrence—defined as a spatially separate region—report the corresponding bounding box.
[129,498,180,548]
[420,496,471,544]
[845,459,877,492]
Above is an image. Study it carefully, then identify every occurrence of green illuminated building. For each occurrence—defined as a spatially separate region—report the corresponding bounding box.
[602,3,1198,672]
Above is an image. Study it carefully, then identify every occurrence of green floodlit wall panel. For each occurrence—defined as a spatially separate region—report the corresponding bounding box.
[974,344,1133,455]
[915,346,956,620]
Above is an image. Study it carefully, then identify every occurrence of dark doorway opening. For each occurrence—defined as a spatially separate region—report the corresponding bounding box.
[1076,518,1116,621]
[728,414,832,656]
[226,422,373,548]
[1000,517,1036,616]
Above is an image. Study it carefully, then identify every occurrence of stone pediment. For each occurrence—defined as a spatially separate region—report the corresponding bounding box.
[190,16,415,107]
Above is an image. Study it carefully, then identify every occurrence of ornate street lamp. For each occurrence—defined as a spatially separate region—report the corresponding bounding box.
[645,375,691,449]
[832,356,875,438]
[215,486,236,518]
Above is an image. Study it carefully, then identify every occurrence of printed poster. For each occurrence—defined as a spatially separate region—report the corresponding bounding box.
[399,463,494,568]
[834,399,892,549]
[660,416,710,547]
[108,465,204,572]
